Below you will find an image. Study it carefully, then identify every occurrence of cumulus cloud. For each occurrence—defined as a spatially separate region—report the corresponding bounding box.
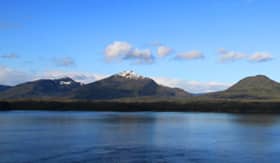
[105,41,132,59]
[148,41,162,47]
[104,41,154,63]
[218,49,246,62]
[0,65,108,86]
[174,51,204,60]
[157,45,173,57]
[154,77,231,93]
[38,70,107,84]
[218,49,273,63]
[123,48,153,63]
[1,53,19,59]
[0,66,32,85]
[54,57,75,67]
[248,52,273,62]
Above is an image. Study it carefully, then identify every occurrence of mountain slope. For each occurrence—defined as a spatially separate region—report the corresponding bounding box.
[0,85,11,92]
[70,71,190,100]
[0,77,81,99]
[209,75,280,99]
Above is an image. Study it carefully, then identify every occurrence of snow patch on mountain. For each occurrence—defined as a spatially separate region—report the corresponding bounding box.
[60,81,72,85]
[116,70,145,80]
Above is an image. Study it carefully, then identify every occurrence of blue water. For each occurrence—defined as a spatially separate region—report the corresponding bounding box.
[0,111,280,163]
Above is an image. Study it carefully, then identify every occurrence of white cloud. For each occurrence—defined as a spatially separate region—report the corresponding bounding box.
[104,41,154,63]
[0,65,108,86]
[248,52,273,62]
[104,41,132,59]
[0,66,32,85]
[154,77,231,93]
[157,45,172,57]
[218,49,247,62]
[1,53,19,59]
[54,57,75,67]
[123,48,153,63]
[218,49,273,63]
[175,51,204,60]
[148,41,162,46]
[37,70,107,84]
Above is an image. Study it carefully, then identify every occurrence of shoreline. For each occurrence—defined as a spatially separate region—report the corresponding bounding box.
[1,100,280,113]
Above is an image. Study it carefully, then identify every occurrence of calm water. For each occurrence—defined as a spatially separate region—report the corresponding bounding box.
[1,111,280,163]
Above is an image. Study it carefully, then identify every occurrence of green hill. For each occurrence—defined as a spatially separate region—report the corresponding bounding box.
[209,75,280,99]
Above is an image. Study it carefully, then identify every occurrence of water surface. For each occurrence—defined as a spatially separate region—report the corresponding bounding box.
[0,111,280,162]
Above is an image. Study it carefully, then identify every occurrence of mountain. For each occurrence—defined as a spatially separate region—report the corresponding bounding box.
[70,70,190,100]
[0,85,11,92]
[0,77,81,99]
[1,73,280,100]
[208,75,280,99]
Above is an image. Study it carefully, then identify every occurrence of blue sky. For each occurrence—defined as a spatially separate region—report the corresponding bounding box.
[0,0,279,93]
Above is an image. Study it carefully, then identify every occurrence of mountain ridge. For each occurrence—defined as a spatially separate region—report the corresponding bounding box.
[0,85,11,92]
[69,71,190,99]
[0,71,191,100]
[0,77,81,99]
[207,75,280,99]
[0,72,279,100]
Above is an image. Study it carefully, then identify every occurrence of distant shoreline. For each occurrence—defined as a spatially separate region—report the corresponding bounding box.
[1,100,280,113]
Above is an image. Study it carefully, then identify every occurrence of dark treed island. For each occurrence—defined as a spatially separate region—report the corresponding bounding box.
[1,71,280,113]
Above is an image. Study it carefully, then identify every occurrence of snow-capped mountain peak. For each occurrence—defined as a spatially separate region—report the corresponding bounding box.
[59,81,72,85]
[116,70,145,79]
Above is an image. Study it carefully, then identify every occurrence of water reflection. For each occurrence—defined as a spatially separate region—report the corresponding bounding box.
[225,114,280,157]
[0,111,280,162]
[233,114,280,126]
